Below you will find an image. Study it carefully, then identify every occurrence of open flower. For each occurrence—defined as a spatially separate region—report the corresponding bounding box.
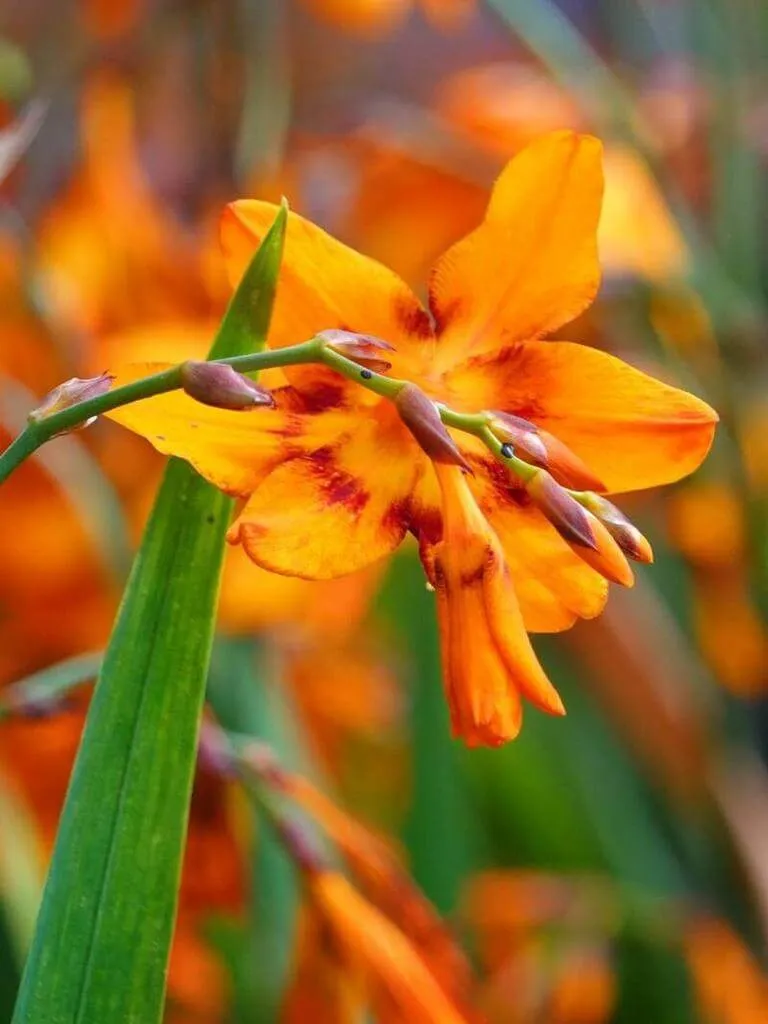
[109,131,717,746]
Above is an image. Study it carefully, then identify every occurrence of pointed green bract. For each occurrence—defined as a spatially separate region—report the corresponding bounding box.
[12,206,286,1024]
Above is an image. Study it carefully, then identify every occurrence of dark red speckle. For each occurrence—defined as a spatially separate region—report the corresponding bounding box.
[395,298,434,340]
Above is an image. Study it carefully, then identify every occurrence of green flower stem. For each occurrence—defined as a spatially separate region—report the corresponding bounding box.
[0,332,546,494]
[0,339,323,486]
[317,347,537,475]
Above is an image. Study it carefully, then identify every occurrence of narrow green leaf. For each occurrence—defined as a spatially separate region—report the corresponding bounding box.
[12,207,286,1024]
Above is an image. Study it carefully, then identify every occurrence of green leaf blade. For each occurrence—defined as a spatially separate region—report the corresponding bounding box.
[12,208,286,1024]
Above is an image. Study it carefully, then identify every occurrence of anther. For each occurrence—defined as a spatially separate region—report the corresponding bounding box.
[360,369,373,380]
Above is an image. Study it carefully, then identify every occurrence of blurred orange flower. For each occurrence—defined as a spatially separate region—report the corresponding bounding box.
[36,73,223,340]
[667,480,768,695]
[685,916,768,1024]
[109,131,716,746]
[281,771,472,1006]
[301,0,473,36]
[315,63,686,289]
[304,869,470,1022]
[465,871,616,1024]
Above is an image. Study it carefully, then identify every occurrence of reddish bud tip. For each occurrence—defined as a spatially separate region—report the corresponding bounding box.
[28,372,115,428]
[578,513,635,586]
[395,384,471,472]
[580,494,654,564]
[180,361,275,410]
[319,328,396,373]
[527,469,597,550]
[489,411,549,467]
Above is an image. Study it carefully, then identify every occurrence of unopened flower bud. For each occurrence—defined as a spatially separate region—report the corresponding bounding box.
[28,372,114,429]
[579,493,654,564]
[488,411,605,491]
[395,384,471,472]
[318,328,396,373]
[180,361,275,410]
[526,469,597,550]
[576,512,635,587]
[489,411,549,467]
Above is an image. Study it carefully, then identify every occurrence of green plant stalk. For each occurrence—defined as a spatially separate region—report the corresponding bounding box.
[11,207,287,1024]
[0,340,321,485]
[0,652,102,722]
[0,338,537,488]
[12,464,232,1024]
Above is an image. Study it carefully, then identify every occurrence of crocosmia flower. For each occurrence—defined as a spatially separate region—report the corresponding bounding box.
[110,131,717,747]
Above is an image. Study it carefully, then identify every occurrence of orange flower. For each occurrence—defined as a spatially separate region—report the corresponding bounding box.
[282,772,473,1006]
[435,63,688,282]
[464,872,616,1024]
[36,73,222,338]
[300,0,473,36]
[110,131,717,746]
[306,870,470,1023]
[685,916,768,1024]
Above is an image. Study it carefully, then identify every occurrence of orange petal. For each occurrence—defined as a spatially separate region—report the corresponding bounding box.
[573,513,635,588]
[413,463,609,633]
[221,201,434,392]
[488,504,609,632]
[300,0,410,35]
[434,574,524,747]
[420,0,475,30]
[310,872,468,1024]
[284,775,474,1009]
[450,340,718,494]
[429,131,603,366]
[431,465,563,747]
[106,360,350,496]
[281,904,366,1024]
[230,407,421,579]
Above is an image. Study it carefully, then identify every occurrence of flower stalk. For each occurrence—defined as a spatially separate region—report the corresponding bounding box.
[0,330,655,566]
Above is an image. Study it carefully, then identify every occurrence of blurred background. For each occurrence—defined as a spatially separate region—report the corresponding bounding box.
[1,0,768,1020]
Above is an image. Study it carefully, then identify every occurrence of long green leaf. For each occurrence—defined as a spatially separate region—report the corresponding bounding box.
[12,206,287,1024]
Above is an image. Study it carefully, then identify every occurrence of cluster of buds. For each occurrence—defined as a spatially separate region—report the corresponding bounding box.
[486,411,653,573]
[320,333,653,584]
[525,466,637,586]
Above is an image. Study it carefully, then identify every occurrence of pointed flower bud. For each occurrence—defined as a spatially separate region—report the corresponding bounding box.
[579,493,654,563]
[488,411,605,491]
[526,468,597,550]
[28,372,114,429]
[576,512,635,587]
[318,328,396,373]
[180,360,275,410]
[489,411,549,467]
[395,383,471,472]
